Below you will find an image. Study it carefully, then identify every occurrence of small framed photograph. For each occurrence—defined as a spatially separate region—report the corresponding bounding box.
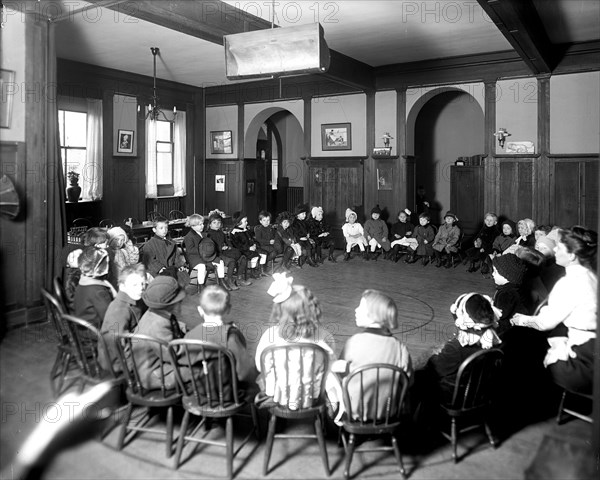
[0,69,16,128]
[215,174,225,192]
[321,123,352,151]
[246,180,255,196]
[117,129,134,154]
[210,130,233,154]
[377,167,392,190]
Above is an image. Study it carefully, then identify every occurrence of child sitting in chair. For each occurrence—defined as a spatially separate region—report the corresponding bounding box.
[142,218,188,286]
[342,208,368,261]
[432,211,461,268]
[390,208,415,262]
[363,205,392,260]
[185,285,258,390]
[405,212,435,265]
[274,211,301,271]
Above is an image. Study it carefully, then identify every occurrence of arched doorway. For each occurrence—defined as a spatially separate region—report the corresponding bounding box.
[408,89,484,226]
[245,107,304,221]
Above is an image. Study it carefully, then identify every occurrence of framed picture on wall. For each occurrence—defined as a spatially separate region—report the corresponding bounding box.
[117,129,134,154]
[0,70,16,128]
[321,123,352,151]
[210,130,233,154]
[377,167,392,190]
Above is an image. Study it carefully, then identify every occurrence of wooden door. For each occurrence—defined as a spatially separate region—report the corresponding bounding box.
[450,166,483,236]
[204,160,241,216]
[308,159,363,248]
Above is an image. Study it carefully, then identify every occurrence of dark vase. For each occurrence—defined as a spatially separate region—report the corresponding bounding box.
[66,184,81,203]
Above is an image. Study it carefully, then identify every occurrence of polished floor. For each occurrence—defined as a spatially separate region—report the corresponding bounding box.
[0,252,594,479]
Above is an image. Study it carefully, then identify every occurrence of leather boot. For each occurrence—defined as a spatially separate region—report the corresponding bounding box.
[298,255,307,268]
[259,264,270,277]
[343,252,351,261]
[237,274,252,286]
[307,256,318,267]
[405,253,417,264]
[363,251,370,261]
[422,256,430,266]
[223,278,239,291]
[328,247,337,262]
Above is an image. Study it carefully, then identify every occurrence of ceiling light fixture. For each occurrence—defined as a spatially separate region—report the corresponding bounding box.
[494,128,511,148]
[139,47,177,122]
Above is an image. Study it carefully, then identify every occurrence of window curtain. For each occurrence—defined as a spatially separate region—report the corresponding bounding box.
[83,99,103,200]
[145,117,158,198]
[173,111,186,197]
[45,22,67,289]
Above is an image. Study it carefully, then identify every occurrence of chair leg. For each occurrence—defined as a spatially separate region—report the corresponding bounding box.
[251,404,261,440]
[556,390,567,424]
[226,416,234,480]
[174,410,190,469]
[343,432,356,480]
[263,414,277,476]
[451,418,458,463]
[391,434,406,477]
[118,403,134,450]
[314,413,329,476]
[484,420,497,448]
[166,406,174,458]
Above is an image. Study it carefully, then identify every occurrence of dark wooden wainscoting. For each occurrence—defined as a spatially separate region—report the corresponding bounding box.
[549,154,598,231]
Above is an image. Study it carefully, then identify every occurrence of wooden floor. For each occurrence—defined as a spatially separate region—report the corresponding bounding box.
[0,252,594,479]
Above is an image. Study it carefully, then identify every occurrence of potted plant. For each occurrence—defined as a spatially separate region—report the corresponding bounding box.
[66,171,81,203]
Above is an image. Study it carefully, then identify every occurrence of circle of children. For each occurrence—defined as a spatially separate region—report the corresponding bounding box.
[61,205,596,444]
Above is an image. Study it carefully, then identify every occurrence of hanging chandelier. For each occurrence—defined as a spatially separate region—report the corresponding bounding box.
[140,47,177,122]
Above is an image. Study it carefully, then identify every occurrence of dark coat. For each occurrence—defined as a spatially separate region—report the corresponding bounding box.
[207,229,242,260]
[99,290,146,371]
[142,235,182,277]
[493,283,528,335]
[475,224,500,252]
[390,221,414,240]
[183,230,219,269]
[254,224,277,249]
[73,278,115,329]
[413,224,435,256]
[230,227,260,259]
[132,309,185,390]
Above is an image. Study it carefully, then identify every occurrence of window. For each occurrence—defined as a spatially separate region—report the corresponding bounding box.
[58,110,87,186]
[155,119,174,197]
[145,110,186,198]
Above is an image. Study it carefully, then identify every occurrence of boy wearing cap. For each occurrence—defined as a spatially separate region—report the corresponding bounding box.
[307,206,336,263]
[432,211,461,268]
[73,246,117,328]
[491,253,527,335]
[133,276,187,389]
[363,205,391,260]
[341,208,368,261]
[292,203,318,267]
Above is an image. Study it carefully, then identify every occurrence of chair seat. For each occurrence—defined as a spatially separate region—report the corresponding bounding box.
[182,395,246,417]
[341,420,401,436]
[126,389,181,407]
[270,403,327,419]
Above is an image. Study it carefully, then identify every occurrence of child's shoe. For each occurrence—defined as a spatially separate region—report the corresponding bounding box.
[404,254,417,264]
[363,251,370,261]
[421,256,429,266]
[343,252,351,261]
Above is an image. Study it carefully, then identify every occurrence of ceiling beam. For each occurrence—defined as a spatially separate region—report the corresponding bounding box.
[477,0,559,74]
[85,0,374,91]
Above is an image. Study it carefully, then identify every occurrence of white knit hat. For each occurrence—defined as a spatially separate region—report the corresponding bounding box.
[311,206,323,218]
[345,208,357,222]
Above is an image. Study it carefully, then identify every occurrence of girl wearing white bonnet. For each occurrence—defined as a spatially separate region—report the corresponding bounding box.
[341,207,368,261]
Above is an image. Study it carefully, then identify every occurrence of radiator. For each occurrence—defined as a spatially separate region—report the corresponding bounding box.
[146,197,182,220]
[287,187,304,211]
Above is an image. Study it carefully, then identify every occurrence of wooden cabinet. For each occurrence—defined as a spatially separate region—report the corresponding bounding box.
[450,166,483,236]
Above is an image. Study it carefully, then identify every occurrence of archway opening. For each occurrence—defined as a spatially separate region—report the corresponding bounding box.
[413,90,484,225]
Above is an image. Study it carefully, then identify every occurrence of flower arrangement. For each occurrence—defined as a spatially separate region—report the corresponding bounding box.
[207,208,227,219]
[67,171,80,184]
